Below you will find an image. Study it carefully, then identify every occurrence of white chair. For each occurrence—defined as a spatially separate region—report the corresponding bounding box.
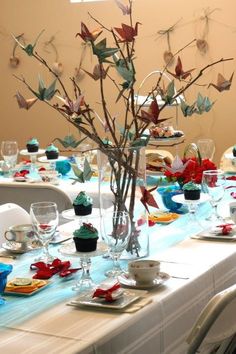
[186,283,236,354]
[0,203,30,246]
[0,182,72,213]
[220,146,235,173]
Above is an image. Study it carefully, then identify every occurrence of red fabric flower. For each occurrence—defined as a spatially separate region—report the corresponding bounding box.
[164,157,217,185]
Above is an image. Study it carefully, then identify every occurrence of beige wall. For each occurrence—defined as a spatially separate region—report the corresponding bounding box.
[0,0,235,164]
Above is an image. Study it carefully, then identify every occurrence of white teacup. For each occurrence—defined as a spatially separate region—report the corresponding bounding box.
[128,260,160,285]
[229,202,236,223]
[4,224,33,250]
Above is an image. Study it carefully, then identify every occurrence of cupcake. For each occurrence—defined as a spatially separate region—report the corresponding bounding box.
[73,191,93,216]
[26,137,39,152]
[45,144,59,160]
[73,222,98,252]
[183,181,201,200]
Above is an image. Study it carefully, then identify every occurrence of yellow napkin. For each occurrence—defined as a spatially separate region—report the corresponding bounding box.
[5,278,47,293]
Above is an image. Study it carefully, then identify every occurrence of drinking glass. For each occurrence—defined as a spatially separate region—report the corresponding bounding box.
[30,202,59,263]
[1,141,19,174]
[197,139,215,160]
[202,170,226,223]
[102,211,131,278]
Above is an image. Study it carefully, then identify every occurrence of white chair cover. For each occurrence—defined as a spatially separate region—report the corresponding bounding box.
[0,203,30,246]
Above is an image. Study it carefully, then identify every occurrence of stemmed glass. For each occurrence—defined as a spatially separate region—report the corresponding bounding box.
[202,170,226,224]
[102,211,131,278]
[1,141,19,175]
[197,139,215,160]
[30,202,59,263]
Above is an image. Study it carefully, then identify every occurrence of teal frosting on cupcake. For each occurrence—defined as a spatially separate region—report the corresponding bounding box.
[183,181,201,191]
[46,144,58,152]
[73,223,98,239]
[73,191,92,206]
[27,137,39,145]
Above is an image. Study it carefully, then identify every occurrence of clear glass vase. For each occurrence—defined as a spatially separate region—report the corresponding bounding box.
[97,146,149,259]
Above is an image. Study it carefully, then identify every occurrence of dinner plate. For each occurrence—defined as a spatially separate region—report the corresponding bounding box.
[172,193,210,205]
[2,241,41,254]
[38,156,67,163]
[4,280,50,296]
[118,272,170,289]
[68,289,144,309]
[146,169,163,176]
[148,135,185,147]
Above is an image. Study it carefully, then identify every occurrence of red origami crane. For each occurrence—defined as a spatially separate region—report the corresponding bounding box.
[140,186,159,213]
[167,56,195,80]
[76,23,102,42]
[114,22,140,42]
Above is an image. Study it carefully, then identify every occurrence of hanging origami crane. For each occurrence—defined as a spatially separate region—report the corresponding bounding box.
[12,30,44,56]
[167,56,195,80]
[115,0,131,15]
[82,64,110,81]
[208,72,234,92]
[15,91,38,110]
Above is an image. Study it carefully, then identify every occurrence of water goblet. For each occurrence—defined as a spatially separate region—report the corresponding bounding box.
[102,211,131,278]
[30,202,59,263]
[1,141,19,174]
[202,170,226,224]
[197,139,215,161]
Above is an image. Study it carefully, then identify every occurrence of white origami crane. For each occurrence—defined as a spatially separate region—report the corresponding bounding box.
[164,155,190,174]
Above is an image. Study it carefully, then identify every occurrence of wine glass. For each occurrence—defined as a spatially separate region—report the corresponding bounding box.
[202,170,226,224]
[102,211,131,278]
[1,141,18,174]
[197,139,215,160]
[30,202,59,263]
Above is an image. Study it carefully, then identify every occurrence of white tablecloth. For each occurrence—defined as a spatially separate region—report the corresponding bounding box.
[1,219,236,354]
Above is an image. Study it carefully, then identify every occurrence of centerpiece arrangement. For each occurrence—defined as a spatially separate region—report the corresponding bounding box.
[13,0,232,258]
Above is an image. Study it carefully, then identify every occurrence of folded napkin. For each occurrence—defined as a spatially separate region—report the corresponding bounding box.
[30,258,81,279]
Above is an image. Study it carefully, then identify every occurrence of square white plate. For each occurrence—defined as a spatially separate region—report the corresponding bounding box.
[68,289,146,310]
[192,228,236,241]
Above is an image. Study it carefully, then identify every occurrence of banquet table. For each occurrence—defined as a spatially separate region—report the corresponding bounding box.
[1,197,236,354]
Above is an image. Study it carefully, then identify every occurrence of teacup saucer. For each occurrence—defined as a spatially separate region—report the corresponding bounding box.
[118,272,170,289]
[2,241,41,254]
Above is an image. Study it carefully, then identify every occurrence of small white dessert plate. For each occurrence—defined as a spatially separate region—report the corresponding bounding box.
[192,227,236,241]
[61,208,101,220]
[20,149,45,156]
[13,176,27,182]
[38,156,67,163]
[68,289,145,310]
[172,193,210,205]
[59,241,108,258]
[118,272,170,289]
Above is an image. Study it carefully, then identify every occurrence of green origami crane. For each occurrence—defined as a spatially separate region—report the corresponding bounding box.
[53,135,87,149]
[70,158,93,183]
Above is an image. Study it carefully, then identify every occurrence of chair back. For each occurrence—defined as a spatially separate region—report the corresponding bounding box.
[186,283,236,354]
[0,183,72,213]
[220,146,235,173]
[0,203,30,246]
